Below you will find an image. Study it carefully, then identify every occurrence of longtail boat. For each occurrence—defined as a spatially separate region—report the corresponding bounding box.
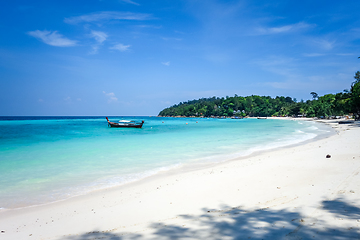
[106,117,144,128]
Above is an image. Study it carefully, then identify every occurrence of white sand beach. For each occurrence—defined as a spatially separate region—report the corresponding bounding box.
[1,119,359,240]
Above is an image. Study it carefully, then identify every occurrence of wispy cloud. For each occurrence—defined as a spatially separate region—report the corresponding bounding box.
[312,39,336,50]
[90,45,100,54]
[255,22,313,35]
[103,91,118,103]
[162,61,170,66]
[90,30,108,43]
[162,37,182,41]
[64,11,151,24]
[336,53,354,56]
[120,0,140,6]
[254,55,298,78]
[267,73,348,91]
[303,53,325,57]
[89,30,108,54]
[174,30,185,34]
[110,43,131,52]
[265,80,303,90]
[64,96,72,103]
[135,25,162,29]
[27,30,77,47]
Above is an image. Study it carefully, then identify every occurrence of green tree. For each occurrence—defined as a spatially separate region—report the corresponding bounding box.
[350,71,360,120]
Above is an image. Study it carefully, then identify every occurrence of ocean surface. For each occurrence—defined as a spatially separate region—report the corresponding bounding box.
[0,116,333,209]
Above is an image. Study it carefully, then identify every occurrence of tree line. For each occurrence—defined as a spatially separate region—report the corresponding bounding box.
[159,70,360,120]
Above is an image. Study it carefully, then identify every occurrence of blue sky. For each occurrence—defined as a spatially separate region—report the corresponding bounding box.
[1,0,359,116]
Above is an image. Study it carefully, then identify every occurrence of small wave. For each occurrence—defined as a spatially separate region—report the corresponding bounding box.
[188,132,317,164]
[249,133,317,153]
[78,164,182,193]
[307,126,318,130]
[191,149,254,164]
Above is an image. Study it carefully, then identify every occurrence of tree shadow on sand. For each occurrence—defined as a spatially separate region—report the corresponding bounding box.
[64,197,360,240]
[322,198,360,220]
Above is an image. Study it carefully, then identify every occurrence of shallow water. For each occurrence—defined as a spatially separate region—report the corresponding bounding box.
[0,116,333,209]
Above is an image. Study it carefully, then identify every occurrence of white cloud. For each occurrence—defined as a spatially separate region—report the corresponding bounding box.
[110,43,131,52]
[103,91,118,103]
[90,30,108,43]
[162,61,170,66]
[303,53,325,57]
[120,0,140,6]
[255,22,313,35]
[28,30,77,47]
[64,11,151,24]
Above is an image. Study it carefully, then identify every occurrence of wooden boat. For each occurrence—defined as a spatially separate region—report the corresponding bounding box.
[338,120,355,124]
[106,117,144,128]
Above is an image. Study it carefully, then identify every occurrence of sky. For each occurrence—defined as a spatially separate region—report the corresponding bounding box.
[1,0,360,116]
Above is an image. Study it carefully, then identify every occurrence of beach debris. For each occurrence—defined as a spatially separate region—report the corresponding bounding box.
[1,230,4,233]
[350,190,355,193]
[300,219,305,222]
[326,154,331,158]
[277,187,281,189]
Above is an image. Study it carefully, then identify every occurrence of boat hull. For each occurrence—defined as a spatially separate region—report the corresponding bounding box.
[106,117,144,128]
[108,122,144,128]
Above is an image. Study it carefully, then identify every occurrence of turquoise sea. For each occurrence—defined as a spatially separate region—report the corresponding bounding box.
[0,116,333,209]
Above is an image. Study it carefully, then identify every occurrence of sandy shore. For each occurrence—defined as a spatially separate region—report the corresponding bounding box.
[1,119,359,239]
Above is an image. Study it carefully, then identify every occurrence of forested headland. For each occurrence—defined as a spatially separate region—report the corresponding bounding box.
[159,70,360,120]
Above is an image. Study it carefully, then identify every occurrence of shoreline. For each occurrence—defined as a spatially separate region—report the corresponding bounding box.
[0,119,359,239]
[0,118,333,211]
